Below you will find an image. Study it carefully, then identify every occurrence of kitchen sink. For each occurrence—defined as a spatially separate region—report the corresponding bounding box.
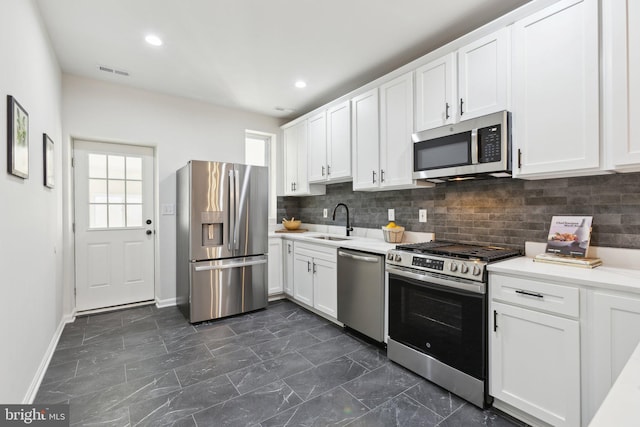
[309,235,350,241]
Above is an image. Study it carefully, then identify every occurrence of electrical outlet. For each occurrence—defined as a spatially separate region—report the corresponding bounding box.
[388,209,395,221]
[323,208,328,218]
[419,209,427,223]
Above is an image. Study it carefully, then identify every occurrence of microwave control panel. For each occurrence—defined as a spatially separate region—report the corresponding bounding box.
[478,124,501,163]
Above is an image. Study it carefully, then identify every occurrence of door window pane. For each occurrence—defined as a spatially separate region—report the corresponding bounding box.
[108,180,126,203]
[127,205,142,227]
[126,157,142,180]
[108,204,126,228]
[89,179,108,203]
[108,155,125,179]
[89,154,107,178]
[90,204,108,228]
[126,181,142,203]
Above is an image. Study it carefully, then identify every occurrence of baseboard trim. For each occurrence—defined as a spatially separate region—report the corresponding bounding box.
[25,313,75,404]
[155,297,177,308]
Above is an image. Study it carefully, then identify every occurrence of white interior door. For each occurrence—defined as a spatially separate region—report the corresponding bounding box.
[74,140,155,311]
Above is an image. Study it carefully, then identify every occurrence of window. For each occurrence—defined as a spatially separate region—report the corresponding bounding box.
[245,131,276,221]
[88,154,143,228]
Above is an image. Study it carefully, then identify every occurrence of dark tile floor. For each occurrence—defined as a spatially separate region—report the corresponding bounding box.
[36,300,527,426]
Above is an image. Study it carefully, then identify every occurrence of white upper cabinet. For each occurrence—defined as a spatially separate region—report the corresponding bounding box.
[307,102,352,184]
[283,120,326,196]
[351,88,380,191]
[415,53,457,131]
[352,77,432,192]
[457,27,510,121]
[326,101,352,181]
[603,0,640,172]
[307,111,327,183]
[415,27,509,132]
[379,72,418,189]
[511,0,601,179]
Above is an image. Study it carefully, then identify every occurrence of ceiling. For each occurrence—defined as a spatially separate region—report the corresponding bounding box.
[34,0,530,120]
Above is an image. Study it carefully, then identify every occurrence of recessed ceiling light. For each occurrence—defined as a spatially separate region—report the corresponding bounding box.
[145,34,163,46]
[294,80,307,89]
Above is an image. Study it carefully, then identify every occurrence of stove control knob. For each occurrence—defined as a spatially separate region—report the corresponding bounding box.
[460,264,469,274]
[472,265,482,276]
[449,262,458,272]
[387,253,394,261]
[394,254,402,262]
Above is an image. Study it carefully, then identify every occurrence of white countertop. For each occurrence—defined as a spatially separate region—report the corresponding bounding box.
[589,341,640,427]
[269,224,434,255]
[487,256,640,295]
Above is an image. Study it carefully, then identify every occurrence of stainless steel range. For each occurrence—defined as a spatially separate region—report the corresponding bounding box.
[385,241,521,408]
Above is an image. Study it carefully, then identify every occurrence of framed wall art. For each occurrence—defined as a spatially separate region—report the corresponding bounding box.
[43,133,54,188]
[7,95,29,179]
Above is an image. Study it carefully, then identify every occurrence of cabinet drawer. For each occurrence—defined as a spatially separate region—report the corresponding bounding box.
[294,241,337,262]
[490,274,579,318]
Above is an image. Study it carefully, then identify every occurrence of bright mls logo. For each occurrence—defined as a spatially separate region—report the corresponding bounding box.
[0,405,68,426]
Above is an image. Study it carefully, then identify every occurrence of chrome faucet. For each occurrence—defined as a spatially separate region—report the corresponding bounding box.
[332,203,354,236]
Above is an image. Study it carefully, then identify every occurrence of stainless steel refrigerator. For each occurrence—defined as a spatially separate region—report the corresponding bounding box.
[176,160,268,323]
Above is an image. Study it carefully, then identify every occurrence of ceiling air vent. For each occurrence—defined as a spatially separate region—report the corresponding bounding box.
[98,65,130,77]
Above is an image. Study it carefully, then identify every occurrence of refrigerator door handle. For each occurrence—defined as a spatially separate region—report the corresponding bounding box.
[233,169,240,250]
[194,258,267,272]
[228,169,235,251]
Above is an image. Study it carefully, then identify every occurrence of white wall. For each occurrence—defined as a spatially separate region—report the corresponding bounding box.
[0,0,63,403]
[61,75,283,307]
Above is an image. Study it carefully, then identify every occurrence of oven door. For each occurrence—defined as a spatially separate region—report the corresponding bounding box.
[388,269,486,380]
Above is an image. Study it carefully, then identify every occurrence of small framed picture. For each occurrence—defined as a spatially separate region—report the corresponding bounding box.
[7,95,29,179]
[43,133,54,188]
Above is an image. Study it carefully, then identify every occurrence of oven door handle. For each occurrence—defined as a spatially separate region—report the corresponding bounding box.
[386,265,485,294]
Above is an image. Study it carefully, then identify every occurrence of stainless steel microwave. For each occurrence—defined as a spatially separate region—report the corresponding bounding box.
[412,111,511,183]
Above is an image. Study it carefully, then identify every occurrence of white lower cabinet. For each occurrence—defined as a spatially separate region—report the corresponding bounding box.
[292,242,337,319]
[268,238,283,295]
[585,290,640,422]
[489,275,581,427]
[283,240,294,296]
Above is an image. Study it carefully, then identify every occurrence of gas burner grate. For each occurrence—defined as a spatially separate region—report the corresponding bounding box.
[396,240,521,262]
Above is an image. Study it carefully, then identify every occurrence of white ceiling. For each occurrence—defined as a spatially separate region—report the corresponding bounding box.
[34,0,530,119]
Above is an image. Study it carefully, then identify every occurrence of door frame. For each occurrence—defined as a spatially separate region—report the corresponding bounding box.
[69,137,159,315]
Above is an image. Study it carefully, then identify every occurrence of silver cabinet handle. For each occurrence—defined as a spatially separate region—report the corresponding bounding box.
[307,260,311,272]
[321,165,325,176]
[338,251,379,263]
[380,169,385,183]
[327,165,331,176]
[372,170,376,183]
[312,262,317,274]
[515,289,544,299]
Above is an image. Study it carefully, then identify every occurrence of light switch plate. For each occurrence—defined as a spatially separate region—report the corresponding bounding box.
[161,204,175,215]
[419,209,427,223]
[388,209,395,221]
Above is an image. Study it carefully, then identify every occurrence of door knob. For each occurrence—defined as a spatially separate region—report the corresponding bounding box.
[146,219,152,225]
[146,230,152,235]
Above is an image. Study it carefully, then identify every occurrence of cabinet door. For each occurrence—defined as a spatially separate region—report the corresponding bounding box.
[351,89,380,190]
[292,252,313,306]
[327,101,351,181]
[458,27,509,121]
[415,53,456,131]
[312,258,337,318]
[512,0,600,179]
[490,301,580,427]
[283,125,299,195]
[268,238,283,295]
[294,120,310,194]
[380,72,415,189]
[307,112,327,183]
[283,240,294,296]
[603,0,640,171]
[587,291,640,422]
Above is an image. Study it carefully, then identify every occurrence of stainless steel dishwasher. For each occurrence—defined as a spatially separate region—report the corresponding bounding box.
[337,248,385,342]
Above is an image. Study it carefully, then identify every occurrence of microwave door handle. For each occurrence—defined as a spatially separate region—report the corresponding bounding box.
[471,129,479,164]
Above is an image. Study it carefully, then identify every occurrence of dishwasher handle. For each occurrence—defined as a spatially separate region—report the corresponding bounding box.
[338,250,380,263]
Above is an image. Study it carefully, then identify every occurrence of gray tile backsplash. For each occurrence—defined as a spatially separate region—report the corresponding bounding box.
[277,173,640,250]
